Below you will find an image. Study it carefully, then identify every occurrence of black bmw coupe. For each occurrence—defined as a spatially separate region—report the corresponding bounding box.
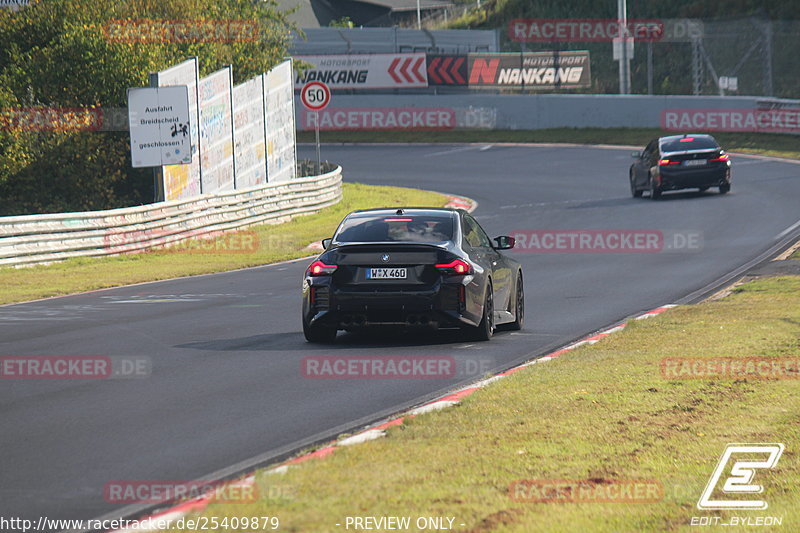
[301,208,524,343]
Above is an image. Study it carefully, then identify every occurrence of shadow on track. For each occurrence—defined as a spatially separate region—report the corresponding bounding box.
[176,328,487,352]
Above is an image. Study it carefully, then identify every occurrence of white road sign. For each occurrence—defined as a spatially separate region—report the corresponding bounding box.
[128,86,192,168]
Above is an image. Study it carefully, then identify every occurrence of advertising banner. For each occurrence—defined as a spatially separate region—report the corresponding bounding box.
[155,58,201,201]
[467,52,591,89]
[294,53,428,89]
[426,55,468,86]
[232,76,267,189]
[198,67,234,194]
[265,59,297,183]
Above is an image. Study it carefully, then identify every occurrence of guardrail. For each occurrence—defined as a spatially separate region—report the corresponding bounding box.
[0,162,342,268]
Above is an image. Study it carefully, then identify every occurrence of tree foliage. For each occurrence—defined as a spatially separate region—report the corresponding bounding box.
[0,0,296,215]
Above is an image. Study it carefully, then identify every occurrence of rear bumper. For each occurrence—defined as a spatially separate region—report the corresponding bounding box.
[658,165,730,190]
[303,280,477,330]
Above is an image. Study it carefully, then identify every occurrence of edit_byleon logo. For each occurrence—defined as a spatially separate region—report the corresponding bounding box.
[697,443,784,510]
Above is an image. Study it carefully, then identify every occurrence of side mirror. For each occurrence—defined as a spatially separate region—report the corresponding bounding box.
[321,238,332,249]
[631,151,642,159]
[493,236,515,250]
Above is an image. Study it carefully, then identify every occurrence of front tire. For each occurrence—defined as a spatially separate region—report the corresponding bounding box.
[719,183,730,194]
[630,172,643,198]
[303,318,337,343]
[470,284,494,341]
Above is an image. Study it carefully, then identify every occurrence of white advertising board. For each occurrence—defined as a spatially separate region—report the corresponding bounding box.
[264,59,297,183]
[155,58,201,201]
[198,67,235,194]
[232,76,267,189]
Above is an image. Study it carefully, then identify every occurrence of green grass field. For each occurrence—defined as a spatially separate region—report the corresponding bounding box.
[0,183,446,305]
[186,275,800,532]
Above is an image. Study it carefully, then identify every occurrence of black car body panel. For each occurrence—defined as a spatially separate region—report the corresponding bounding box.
[630,134,732,196]
[301,208,522,339]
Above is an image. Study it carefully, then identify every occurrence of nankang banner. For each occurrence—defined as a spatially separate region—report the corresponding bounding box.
[294,53,428,89]
[467,51,591,90]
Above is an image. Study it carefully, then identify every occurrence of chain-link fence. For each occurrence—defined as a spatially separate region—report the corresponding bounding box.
[498,17,799,98]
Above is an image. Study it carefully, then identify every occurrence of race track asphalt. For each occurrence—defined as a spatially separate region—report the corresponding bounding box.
[1,143,798,527]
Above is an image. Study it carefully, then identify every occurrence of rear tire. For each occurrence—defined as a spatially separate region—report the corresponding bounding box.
[470,284,494,341]
[650,179,662,200]
[303,318,337,343]
[719,183,730,194]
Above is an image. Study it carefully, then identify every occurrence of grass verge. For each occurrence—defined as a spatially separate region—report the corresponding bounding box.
[191,275,800,532]
[0,183,446,305]
[298,128,800,160]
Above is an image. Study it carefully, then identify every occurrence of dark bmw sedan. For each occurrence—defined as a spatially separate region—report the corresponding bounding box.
[630,134,732,199]
[301,208,524,343]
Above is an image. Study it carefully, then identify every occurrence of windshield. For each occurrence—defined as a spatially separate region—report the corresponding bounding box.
[661,136,719,153]
[334,214,454,243]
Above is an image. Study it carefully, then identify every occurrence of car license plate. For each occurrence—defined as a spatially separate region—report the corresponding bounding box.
[683,159,706,166]
[367,267,407,279]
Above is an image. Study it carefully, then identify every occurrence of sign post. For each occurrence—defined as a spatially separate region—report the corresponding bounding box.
[300,81,331,175]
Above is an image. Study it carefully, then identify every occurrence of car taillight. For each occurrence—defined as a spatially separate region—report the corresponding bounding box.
[710,154,729,162]
[435,259,472,275]
[658,159,680,166]
[306,260,337,276]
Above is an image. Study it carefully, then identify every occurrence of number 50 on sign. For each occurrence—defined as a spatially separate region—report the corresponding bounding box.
[300,81,331,112]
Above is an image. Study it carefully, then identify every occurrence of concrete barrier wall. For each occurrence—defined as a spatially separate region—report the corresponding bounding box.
[0,163,342,268]
[296,94,800,133]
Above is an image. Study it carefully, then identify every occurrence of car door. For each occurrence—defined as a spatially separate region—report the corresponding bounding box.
[464,214,512,314]
[635,140,656,188]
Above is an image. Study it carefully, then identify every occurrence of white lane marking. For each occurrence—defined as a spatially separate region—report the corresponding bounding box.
[423,145,485,158]
[500,197,619,209]
[479,144,493,151]
[109,298,204,303]
[775,219,800,241]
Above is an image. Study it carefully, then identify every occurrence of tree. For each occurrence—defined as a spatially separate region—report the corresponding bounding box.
[0,0,297,215]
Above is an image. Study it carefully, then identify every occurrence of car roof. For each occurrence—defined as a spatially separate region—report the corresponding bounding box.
[345,207,462,218]
[658,133,717,143]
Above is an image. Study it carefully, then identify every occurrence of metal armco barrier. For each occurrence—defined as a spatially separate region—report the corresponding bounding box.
[0,163,342,268]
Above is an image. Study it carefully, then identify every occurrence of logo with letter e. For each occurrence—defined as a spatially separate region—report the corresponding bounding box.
[697,443,784,510]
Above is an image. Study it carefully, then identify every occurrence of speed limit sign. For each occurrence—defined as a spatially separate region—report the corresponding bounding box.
[300,81,331,112]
